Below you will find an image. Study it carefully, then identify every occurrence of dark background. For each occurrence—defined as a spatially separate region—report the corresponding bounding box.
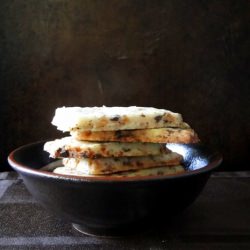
[0,0,249,171]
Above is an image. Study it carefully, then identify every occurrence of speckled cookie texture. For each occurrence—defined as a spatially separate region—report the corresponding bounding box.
[70,127,199,143]
[44,136,169,158]
[52,106,183,131]
[55,152,182,175]
[44,106,199,177]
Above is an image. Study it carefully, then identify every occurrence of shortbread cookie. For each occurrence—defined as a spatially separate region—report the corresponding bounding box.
[53,165,185,177]
[44,137,169,159]
[52,106,183,132]
[59,152,182,175]
[71,127,199,143]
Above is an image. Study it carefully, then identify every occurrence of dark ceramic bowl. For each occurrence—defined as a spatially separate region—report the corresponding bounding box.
[8,142,222,237]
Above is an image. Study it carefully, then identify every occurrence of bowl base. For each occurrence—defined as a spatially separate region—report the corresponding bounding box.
[72,222,151,238]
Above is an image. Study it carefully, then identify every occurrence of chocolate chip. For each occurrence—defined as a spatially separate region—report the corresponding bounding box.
[157,171,164,176]
[93,154,102,159]
[80,152,88,158]
[123,160,132,166]
[110,115,120,121]
[154,115,163,123]
[136,161,143,166]
[123,148,131,152]
[59,149,69,158]
[115,130,123,139]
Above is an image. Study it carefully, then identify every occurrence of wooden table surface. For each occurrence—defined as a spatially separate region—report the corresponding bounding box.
[0,171,250,249]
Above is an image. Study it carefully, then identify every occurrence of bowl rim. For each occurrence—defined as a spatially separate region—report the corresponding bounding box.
[8,141,223,183]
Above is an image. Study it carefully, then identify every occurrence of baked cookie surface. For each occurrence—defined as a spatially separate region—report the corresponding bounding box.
[59,152,182,175]
[52,106,183,132]
[53,165,184,177]
[44,136,169,158]
[70,127,199,143]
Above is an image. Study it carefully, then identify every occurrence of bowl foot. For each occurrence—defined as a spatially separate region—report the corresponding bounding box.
[72,221,151,238]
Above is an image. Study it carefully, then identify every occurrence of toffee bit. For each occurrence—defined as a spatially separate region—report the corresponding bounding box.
[84,131,92,136]
[110,115,120,121]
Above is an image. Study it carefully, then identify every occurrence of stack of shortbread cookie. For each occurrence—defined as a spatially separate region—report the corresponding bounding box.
[44,106,199,177]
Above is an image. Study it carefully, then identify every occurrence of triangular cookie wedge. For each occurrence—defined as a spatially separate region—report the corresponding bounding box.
[71,127,199,143]
[53,165,184,177]
[59,152,182,175]
[52,106,183,132]
[44,137,170,159]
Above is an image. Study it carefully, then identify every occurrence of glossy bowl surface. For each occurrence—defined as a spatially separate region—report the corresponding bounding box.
[8,142,222,236]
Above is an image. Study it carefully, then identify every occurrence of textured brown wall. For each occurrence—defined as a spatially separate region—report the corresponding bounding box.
[0,0,249,171]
